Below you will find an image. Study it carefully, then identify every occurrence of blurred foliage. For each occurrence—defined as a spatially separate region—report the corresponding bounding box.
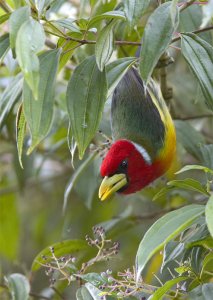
[0,0,213,299]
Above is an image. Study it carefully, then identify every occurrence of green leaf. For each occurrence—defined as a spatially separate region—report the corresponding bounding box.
[23,48,61,154]
[167,178,209,196]
[16,17,45,100]
[0,192,20,260]
[106,57,137,97]
[57,37,79,71]
[76,286,94,300]
[88,10,126,28]
[180,4,211,43]
[189,283,213,300]
[175,120,205,161]
[52,19,81,33]
[200,144,213,170]
[85,283,103,300]
[66,55,107,159]
[6,273,30,300]
[63,151,98,213]
[123,0,151,28]
[153,186,173,201]
[181,33,213,111]
[161,241,185,272]
[35,0,55,17]
[201,252,213,277]
[205,195,213,237]
[16,104,26,169]
[140,2,179,83]
[0,74,23,129]
[201,0,213,28]
[77,273,106,286]
[202,283,213,300]
[31,239,88,271]
[135,205,204,280]
[9,6,30,57]
[176,164,213,175]
[0,33,10,61]
[0,13,10,25]
[95,19,118,71]
[149,276,188,300]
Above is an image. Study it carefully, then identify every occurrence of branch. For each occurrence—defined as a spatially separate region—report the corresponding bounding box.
[179,0,196,12]
[175,114,213,121]
[128,207,179,222]
[171,25,213,44]
[0,0,12,13]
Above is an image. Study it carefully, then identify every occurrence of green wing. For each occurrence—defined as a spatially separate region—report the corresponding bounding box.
[111,68,166,159]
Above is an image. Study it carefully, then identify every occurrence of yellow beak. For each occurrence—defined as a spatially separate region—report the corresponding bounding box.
[99,174,127,201]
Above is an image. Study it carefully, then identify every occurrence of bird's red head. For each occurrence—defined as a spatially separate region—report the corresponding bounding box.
[99,139,160,201]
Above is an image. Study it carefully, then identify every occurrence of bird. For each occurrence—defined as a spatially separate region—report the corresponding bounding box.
[98,67,176,201]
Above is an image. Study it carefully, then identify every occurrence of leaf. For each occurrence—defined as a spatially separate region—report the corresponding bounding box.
[123,0,151,28]
[88,11,126,28]
[175,120,205,161]
[85,283,103,300]
[66,55,107,159]
[0,13,10,25]
[31,239,88,271]
[181,33,213,111]
[76,286,93,300]
[9,6,30,57]
[161,241,185,272]
[16,17,45,99]
[176,165,213,175]
[201,252,213,277]
[0,74,23,129]
[202,284,213,300]
[6,273,30,300]
[167,178,209,196]
[153,186,173,201]
[23,48,61,154]
[148,277,188,300]
[16,104,26,169]
[200,144,213,170]
[0,33,10,61]
[57,37,79,71]
[35,0,55,17]
[77,273,106,286]
[180,4,211,43]
[97,206,132,233]
[189,283,213,300]
[106,57,137,97]
[201,0,213,29]
[95,20,117,71]
[135,205,204,280]
[52,19,81,33]
[63,151,98,213]
[140,2,179,83]
[205,195,213,237]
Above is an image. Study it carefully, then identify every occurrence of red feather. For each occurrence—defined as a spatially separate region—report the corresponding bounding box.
[100,139,164,195]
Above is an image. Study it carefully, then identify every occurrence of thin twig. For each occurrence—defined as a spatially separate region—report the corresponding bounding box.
[175,114,213,121]
[171,25,213,44]
[179,0,196,12]
[0,0,11,12]
[128,207,180,222]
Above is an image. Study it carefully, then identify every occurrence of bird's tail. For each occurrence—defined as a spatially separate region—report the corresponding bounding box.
[147,79,176,172]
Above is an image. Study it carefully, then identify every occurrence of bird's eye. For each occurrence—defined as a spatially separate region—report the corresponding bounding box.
[120,160,128,169]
